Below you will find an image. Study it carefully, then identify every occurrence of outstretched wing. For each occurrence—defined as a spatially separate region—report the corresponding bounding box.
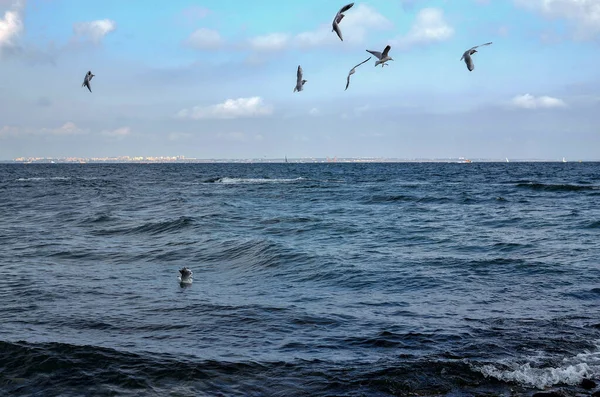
[332,22,343,41]
[345,74,351,91]
[352,56,371,70]
[366,49,382,59]
[296,65,303,83]
[337,3,354,15]
[464,55,474,71]
[469,42,492,51]
[85,81,92,92]
[382,45,391,58]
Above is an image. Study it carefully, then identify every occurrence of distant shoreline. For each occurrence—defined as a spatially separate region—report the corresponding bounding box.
[1,158,597,164]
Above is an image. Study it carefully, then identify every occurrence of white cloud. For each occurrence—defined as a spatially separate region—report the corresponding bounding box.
[511,94,568,109]
[248,33,290,52]
[176,97,273,120]
[1,122,88,138]
[73,19,117,43]
[0,1,24,53]
[102,127,131,138]
[185,28,223,50]
[392,8,454,49]
[514,0,600,39]
[0,125,19,138]
[246,4,392,51]
[41,122,87,135]
[309,108,319,116]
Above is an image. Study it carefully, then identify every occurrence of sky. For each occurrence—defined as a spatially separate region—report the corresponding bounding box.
[0,0,599,160]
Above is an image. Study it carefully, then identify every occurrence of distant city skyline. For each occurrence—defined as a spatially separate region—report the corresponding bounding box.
[1,0,600,160]
[3,155,591,163]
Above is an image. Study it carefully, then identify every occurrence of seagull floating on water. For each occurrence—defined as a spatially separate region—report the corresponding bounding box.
[367,45,393,67]
[293,65,307,93]
[460,42,492,72]
[82,71,94,93]
[345,57,371,91]
[178,267,193,283]
[332,3,354,41]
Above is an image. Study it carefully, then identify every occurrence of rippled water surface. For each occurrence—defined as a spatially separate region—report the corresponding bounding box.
[1,162,599,396]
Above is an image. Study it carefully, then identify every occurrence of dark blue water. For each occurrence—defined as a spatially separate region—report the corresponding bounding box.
[1,162,599,396]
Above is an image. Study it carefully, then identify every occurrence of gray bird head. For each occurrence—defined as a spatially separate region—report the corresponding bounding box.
[302,79,307,85]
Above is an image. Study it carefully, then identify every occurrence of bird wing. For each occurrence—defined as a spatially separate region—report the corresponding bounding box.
[469,42,492,51]
[338,3,354,15]
[85,81,92,92]
[366,50,382,59]
[345,74,351,91]
[464,55,474,71]
[332,22,343,41]
[352,56,371,69]
[297,65,303,83]
[382,45,391,58]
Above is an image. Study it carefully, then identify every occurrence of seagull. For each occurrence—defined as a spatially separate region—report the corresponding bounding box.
[332,3,354,41]
[345,57,371,91]
[293,65,307,93]
[82,71,94,93]
[366,45,393,67]
[178,267,193,282]
[460,42,492,72]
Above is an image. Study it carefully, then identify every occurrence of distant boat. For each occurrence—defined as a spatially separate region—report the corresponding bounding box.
[506,158,509,163]
[285,155,288,163]
[562,157,567,163]
[457,157,471,164]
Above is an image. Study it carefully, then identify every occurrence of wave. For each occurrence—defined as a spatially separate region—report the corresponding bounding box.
[204,177,306,184]
[0,340,550,397]
[516,182,599,192]
[15,177,71,182]
[91,216,194,236]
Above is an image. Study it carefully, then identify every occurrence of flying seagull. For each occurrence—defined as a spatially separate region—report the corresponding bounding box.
[293,65,307,93]
[345,57,371,91]
[332,3,354,41]
[460,42,492,71]
[82,71,95,93]
[366,45,393,67]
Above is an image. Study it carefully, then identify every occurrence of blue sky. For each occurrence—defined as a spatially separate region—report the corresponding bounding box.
[1,0,599,160]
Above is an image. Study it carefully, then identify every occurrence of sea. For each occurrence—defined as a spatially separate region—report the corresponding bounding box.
[1,162,599,397]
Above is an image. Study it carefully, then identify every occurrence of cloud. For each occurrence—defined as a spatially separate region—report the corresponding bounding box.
[102,127,131,138]
[185,27,223,50]
[514,0,600,39]
[0,125,19,138]
[0,1,24,55]
[72,19,117,43]
[176,97,273,120]
[392,8,454,49]
[1,122,89,138]
[510,94,568,109]
[41,122,88,135]
[309,108,319,116]
[248,33,290,52]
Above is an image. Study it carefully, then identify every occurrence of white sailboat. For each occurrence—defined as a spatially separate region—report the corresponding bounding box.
[505,157,509,163]
[562,157,567,163]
